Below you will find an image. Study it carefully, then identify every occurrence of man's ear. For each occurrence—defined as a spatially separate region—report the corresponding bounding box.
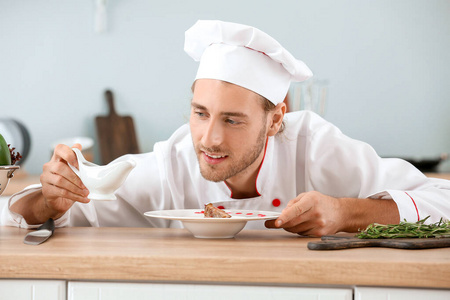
[267,102,286,136]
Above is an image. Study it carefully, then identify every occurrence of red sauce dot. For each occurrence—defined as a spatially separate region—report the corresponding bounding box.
[217,206,225,209]
[258,214,266,217]
[235,212,242,215]
[246,213,253,215]
[272,199,281,207]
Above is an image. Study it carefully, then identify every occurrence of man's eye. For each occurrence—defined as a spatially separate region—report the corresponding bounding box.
[195,111,206,117]
[226,119,240,125]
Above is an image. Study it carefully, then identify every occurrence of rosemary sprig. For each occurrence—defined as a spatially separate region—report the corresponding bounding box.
[356,216,450,239]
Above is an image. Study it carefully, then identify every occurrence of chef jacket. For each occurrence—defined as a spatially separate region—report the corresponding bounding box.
[3,111,450,229]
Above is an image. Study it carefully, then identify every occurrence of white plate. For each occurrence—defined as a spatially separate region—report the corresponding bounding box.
[144,209,280,221]
[144,209,280,239]
[50,136,94,150]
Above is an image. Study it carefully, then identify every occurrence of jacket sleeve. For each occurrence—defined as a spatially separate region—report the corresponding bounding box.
[0,184,70,228]
[304,115,450,224]
[0,152,172,228]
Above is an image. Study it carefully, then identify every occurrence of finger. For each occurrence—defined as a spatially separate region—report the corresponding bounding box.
[282,194,305,211]
[283,200,296,211]
[282,211,334,237]
[278,209,318,235]
[41,172,89,198]
[52,144,79,169]
[72,143,82,151]
[264,196,303,229]
[43,159,86,189]
[42,161,87,191]
[277,196,313,227]
[42,184,90,206]
[282,223,315,235]
[274,195,305,227]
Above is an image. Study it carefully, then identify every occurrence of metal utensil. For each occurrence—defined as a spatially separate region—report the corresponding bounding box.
[23,218,55,245]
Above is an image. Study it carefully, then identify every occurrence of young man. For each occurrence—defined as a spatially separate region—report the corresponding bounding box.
[2,20,450,236]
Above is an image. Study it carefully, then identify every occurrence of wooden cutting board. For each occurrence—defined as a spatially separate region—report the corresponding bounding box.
[307,235,450,250]
[95,90,140,164]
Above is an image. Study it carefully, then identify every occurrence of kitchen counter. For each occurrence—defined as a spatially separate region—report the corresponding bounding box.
[424,172,450,180]
[0,226,449,289]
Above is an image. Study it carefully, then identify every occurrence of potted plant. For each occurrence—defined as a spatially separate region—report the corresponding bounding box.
[0,134,21,196]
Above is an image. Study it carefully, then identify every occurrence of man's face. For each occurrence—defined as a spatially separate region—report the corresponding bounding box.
[190,79,269,183]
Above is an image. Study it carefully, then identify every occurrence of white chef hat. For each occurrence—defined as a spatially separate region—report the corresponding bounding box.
[184,20,313,105]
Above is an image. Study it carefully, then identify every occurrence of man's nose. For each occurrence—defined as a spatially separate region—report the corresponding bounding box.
[201,119,224,148]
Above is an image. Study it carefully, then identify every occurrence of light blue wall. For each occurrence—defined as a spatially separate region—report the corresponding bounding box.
[1,0,450,174]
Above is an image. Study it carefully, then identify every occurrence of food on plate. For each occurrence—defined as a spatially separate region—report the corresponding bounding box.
[356,216,450,239]
[204,203,231,218]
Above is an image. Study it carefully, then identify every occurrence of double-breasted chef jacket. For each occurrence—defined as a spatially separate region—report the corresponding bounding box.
[3,111,450,229]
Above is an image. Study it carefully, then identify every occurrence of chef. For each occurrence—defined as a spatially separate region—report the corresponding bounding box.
[2,20,450,236]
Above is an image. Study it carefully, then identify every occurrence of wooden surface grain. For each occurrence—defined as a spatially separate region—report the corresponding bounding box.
[0,227,449,288]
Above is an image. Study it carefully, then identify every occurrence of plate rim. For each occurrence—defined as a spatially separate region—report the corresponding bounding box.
[144,208,280,222]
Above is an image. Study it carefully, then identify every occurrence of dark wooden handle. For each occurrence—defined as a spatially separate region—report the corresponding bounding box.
[104,90,117,116]
[308,236,450,250]
[37,218,55,234]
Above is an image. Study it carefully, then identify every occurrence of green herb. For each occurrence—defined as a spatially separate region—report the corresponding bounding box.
[356,216,450,239]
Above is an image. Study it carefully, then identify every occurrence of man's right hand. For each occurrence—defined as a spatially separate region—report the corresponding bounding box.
[10,144,90,225]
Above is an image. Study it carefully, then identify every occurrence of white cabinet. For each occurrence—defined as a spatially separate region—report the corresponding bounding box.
[0,280,65,300]
[3,280,450,300]
[67,281,353,300]
[355,286,450,300]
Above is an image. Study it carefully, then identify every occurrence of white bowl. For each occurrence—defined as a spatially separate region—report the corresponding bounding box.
[182,219,247,239]
[144,209,281,239]
[0,166,20,196]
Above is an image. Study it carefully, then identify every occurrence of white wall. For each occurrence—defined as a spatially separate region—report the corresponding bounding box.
[1,0,450,174]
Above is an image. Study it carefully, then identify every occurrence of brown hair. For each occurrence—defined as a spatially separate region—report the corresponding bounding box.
[260,96,286,134]
[191,80,285,134]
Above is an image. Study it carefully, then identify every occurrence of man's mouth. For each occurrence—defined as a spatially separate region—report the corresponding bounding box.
[202,151,228,164]
[205,153,225,159]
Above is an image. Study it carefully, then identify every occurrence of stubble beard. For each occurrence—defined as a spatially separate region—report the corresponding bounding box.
[195,123,268,183]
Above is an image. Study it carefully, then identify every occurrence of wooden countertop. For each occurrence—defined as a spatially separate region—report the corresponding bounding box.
[0,227,449,288]
[424,172,450,180]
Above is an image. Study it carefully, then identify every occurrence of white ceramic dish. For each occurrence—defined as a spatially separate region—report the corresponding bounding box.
[144,209,280,239]
[69,148,136,200]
